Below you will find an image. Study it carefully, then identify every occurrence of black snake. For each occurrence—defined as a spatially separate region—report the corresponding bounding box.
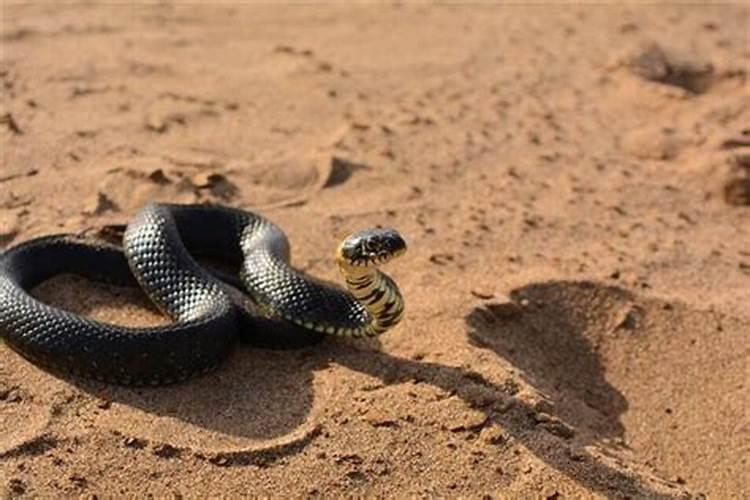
[0,203,406,385]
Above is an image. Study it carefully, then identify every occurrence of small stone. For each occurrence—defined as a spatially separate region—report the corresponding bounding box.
[145,114,168,133]
[479,425,506,446]
[351,122,370,131]
[83,191,119,215]
[190,172,238,200]
[147,168,171,185]
[535,412,576,439]
[429,253,454,266]
[8,478,26,495]
[613,306,642,331]
[627,42,714,93]
[190,172,218,188]
[323,156,370,188]
[568,447,587,461]
[345,470,367,482]
[152,443,180,458]
[485,301,522,320]
[334,453,363,465]
[447,408,487,432]
[724,177,750,206]
[123,437,146,449]
[69,474,88,488]
[363,408,399,429]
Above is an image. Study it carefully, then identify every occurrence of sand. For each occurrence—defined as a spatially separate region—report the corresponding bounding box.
[1,2,749,498]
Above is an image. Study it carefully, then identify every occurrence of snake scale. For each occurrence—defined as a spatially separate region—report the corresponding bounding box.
[0,203,406,386]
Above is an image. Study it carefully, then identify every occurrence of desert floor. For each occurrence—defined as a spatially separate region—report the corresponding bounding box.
[1,3,748,498]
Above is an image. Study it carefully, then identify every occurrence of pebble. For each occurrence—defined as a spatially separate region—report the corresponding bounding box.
[446,409,487,432]
[152,443,180,458]
[363,408,400,429]
[535,412,576,439]
[83,191,118,215]
[724,178,750,206]
[190,172,237,199]
[479,425,507,446]
[627,42,714,93]
[147,168,171,185]
[145,113,172,133]
[123,437,146,449]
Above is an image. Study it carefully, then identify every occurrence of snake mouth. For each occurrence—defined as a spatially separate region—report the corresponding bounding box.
[337,228,407,268]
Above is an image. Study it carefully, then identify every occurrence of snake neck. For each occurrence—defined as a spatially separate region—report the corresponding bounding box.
[341,266,404,337]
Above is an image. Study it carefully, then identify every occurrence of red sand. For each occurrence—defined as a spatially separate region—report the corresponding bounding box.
[1,3,748,498]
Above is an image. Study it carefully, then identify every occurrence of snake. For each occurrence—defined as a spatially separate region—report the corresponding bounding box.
[0,203,406,386]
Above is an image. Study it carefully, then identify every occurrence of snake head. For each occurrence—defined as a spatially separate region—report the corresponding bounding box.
[337,228,407,269]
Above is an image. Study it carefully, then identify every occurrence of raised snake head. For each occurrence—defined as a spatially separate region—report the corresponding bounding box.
[336,228,407,269]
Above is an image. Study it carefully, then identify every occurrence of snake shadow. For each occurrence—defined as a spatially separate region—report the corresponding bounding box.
[34,276,672,494]
[74,342,320,443]
[331,280,675,498]
[33,275,320,443]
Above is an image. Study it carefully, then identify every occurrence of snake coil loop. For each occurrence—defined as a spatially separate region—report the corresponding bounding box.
[0,203,406,385]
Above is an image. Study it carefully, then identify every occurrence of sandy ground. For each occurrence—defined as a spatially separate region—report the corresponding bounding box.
[1,2,749,498]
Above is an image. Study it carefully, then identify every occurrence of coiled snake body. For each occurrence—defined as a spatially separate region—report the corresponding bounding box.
[0,203,406,385]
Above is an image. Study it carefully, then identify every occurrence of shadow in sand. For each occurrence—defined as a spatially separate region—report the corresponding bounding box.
[70,344,319,442]
[32,275,320,443]
[466,280,631,441]
[30,274,676,494]
[331,280,676,498]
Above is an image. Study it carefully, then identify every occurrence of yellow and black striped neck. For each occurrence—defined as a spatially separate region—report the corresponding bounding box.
[341,267,404,337]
